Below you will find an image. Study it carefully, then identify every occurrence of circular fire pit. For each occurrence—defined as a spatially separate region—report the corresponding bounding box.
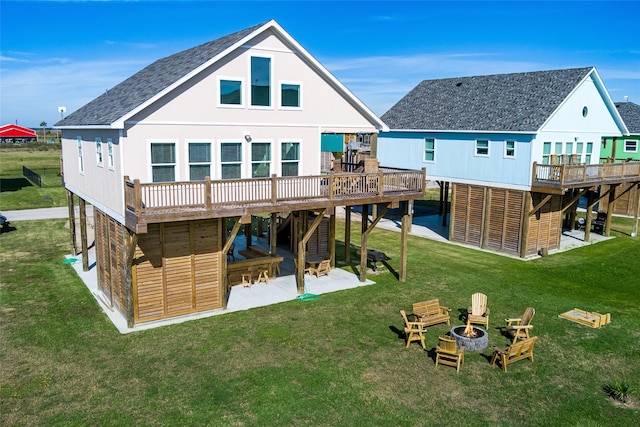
[450,325,489,351]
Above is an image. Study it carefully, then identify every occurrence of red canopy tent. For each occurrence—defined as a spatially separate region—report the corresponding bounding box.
[0,124,38,142]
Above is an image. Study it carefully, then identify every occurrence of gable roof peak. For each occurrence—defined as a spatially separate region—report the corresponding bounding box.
[55,20,277,128]
[383,66,597,132]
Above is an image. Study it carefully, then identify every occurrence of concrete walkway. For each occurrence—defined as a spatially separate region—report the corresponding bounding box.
[2,205,94,221]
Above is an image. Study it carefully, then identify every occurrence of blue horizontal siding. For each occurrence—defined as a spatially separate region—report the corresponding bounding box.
[378,132,533,186]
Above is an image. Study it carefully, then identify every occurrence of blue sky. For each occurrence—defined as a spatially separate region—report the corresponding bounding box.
[1,0,639,128]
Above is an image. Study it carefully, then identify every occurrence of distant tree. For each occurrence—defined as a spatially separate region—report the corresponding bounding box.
[40,121,47,142]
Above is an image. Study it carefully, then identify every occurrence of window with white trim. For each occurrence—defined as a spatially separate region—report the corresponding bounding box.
[504,140,516,158]
[150,143,176,182]
[576,142,584,163]
[189,142,211,181]
[424,138,435,162]
[280,83,300,108]
[585,142,593,163]
[95,138,103,167]
[220,79,242,105]
[475,139,489,156]
[77,136,84,173]
[107,138,114,169]
[251,142,271,178]
[281,142,299,176]
[624,140,638,153]
[542,142,551,164]
[221,143,242,180]
[251,56,271,107]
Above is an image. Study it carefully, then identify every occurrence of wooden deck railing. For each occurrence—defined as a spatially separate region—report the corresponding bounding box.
[125,169,425,217]
[532,161,640,188]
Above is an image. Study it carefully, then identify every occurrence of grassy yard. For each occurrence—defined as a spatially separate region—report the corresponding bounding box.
[1,212,638,426]
[0,145,66,210]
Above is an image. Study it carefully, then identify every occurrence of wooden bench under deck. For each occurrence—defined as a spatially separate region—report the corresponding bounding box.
[227,256,284,288]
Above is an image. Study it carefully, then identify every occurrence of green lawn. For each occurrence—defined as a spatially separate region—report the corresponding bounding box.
[0,145,66,210]
[1,214,638,426]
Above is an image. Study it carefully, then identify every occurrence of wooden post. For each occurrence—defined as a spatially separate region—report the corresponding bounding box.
[270,212,277,255]
[79,198,89,272]
[329,212,336,267]
[205,176,212,209]
[584,191,594,242]
[632,183,639,238]
[123,230,138,328]
[359,203,390,282]
[296,210,326,293]
[221,219,242,309]
[66,190,77,255]
[361,204,368,235]
[399,201,409,282]
[244,219,252,248]
[481,187,490,249]
[519,192,532,258]
[442,181,449,226]
[271,174,277,205]
[344,206,351,263]
[605,186,616,236]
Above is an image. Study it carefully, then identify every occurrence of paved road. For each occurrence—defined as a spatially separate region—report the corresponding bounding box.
[2,205,94,221]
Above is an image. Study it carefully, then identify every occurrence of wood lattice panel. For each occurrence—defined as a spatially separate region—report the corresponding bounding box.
[94,209,128,316]
[485,189,525,255]
[133,219,222,323]
[525,193,562,256]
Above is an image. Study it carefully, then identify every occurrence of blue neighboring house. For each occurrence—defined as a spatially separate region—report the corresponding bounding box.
[377,67,639,257]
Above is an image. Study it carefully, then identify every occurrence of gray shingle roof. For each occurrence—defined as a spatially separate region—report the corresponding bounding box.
[56,21,268,127]
[381,67,595,132]
[615,102,640,134]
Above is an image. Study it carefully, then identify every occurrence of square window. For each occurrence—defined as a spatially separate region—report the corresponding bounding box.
[475,140,489,156]
[281,83,300,107]
[220,80,242,105]
[624,140,638,153]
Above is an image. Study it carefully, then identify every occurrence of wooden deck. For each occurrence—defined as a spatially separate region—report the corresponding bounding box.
[531,161,640,194]
[125,169,426,232]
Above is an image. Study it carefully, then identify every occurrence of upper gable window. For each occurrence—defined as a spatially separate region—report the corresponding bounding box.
[95,138,103,167]
[475,140,489,157]
[504,141,516,158]
[251,57,271,107]
[624,140,638,153]
[281,83,301,108]
[220,79,242,106]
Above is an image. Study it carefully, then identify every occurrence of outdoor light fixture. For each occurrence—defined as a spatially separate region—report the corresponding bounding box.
[244,134,252,142]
